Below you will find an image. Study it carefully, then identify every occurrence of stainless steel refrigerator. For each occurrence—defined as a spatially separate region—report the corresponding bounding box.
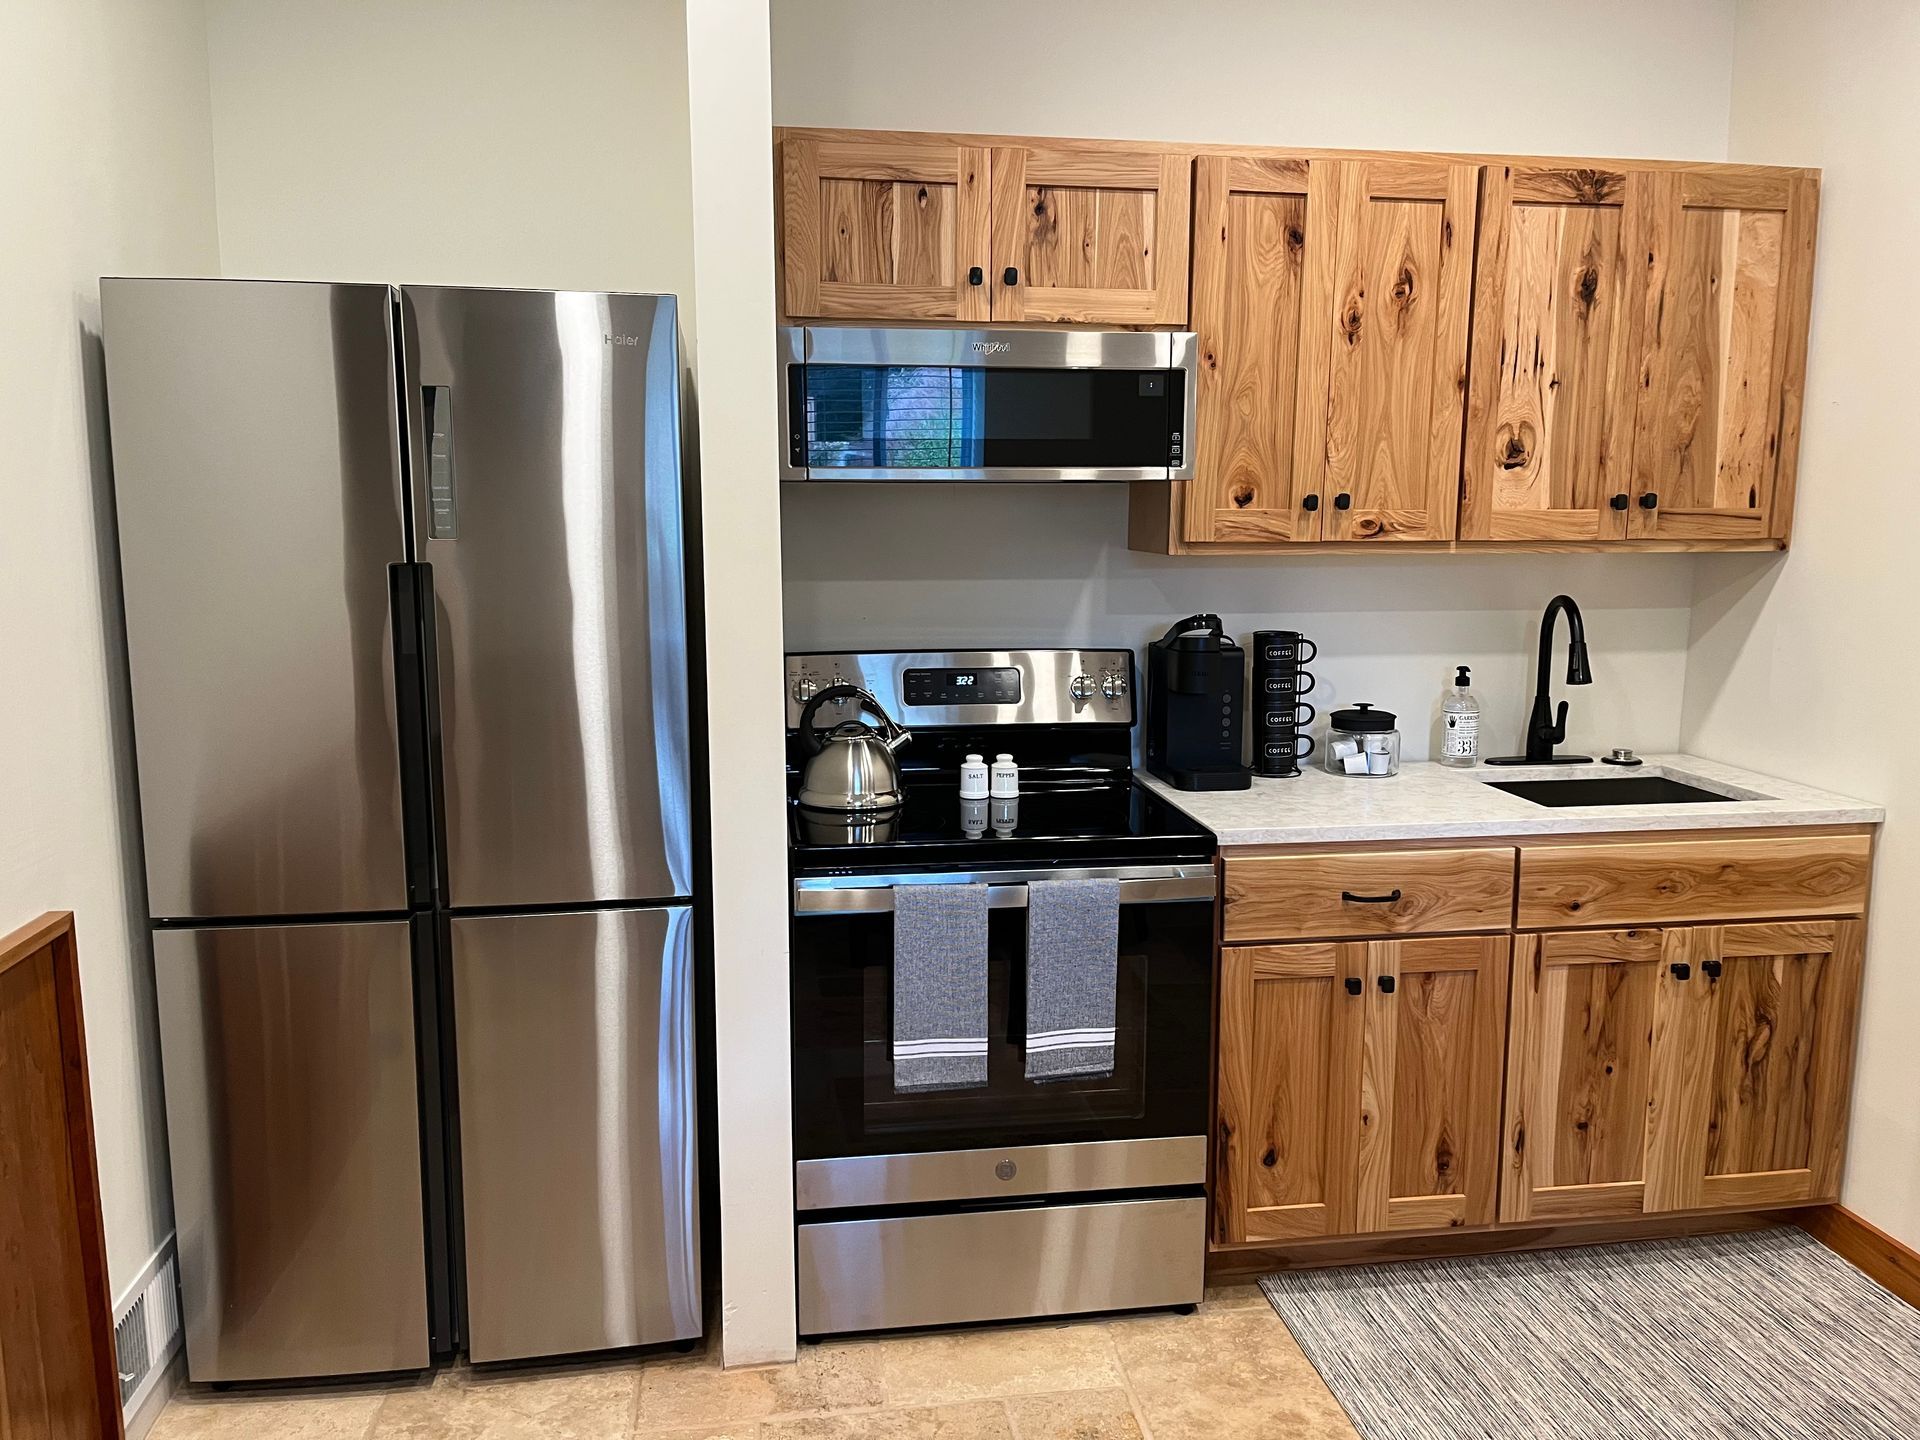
[100,280,701,1380]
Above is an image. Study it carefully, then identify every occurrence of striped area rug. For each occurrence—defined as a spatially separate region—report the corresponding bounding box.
[1260,1228,1920,1440]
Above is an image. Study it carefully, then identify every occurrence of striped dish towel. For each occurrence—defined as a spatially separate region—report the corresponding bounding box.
[891,882,989,1091]
[1025,878,1119,1080]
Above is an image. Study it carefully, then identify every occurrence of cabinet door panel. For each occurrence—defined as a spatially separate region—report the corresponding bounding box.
[991,145,1191,324]
[1501,928,1663,1222]
[1629,170,1817,541]
[1322,160,1478,541]
[1461,166,1640,540]
[1182,155,1334,544]
[1370,935,1509,1232]
[1646,920,1863,1212]
[783,138,990,322]
[1217,943,1363,1242]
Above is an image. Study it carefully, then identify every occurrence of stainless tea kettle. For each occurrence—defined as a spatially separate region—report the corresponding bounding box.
[796,684,912,811]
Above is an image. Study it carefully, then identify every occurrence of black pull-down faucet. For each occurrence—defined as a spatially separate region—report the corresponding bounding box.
[1485,594,1594,766]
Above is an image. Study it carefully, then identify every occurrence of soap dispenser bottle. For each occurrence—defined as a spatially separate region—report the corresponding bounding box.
[1441,666,1480,768]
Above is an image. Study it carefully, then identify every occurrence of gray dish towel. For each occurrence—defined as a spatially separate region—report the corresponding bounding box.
[1025,878,1119,1080]
[891,882,990,1092]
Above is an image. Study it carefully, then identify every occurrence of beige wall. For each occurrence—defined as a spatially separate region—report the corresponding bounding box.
[205,0,695,315]
[1683,0,1920,1247]
[0,0,220,1292]
[772,0,1736,760]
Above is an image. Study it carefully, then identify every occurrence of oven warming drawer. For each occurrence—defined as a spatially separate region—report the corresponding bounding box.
[795,1136,1205,1210]
[797,1196,1205,1336]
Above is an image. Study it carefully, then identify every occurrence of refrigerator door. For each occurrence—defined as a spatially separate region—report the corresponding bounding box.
[450,905,701,1362]
[153,920,431,1381]
[400,287,691,910]
[101,279,413,921]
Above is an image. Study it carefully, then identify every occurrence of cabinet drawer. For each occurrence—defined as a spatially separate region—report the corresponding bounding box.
[1222,848,1515,941]
[1517,833,1872,929]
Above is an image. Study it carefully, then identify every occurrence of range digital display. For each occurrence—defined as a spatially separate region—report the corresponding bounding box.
[903,666,1021,706]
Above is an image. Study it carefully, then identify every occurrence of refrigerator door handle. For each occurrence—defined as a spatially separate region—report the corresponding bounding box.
[390,562,444,909]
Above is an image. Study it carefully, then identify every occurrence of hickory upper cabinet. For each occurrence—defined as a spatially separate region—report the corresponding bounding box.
[1179,155,1479,546]
[779,130,1192,326]
[1461,162,1819,543]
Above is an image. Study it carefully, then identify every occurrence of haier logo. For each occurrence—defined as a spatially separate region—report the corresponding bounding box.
[605,333,643,346]
[970,341,1011,355]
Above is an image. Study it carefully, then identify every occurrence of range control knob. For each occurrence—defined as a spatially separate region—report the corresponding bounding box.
[1068,673,1096,701]
[792,675,819,704]
[1102,671,1130,701]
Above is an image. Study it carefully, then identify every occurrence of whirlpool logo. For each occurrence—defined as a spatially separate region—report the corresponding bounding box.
[970,340,1012,355]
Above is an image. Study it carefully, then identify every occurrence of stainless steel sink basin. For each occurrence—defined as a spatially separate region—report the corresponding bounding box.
[1485,775,1746,807]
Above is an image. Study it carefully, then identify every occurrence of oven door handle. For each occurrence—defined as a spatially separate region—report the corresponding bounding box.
[792,864,1216,915]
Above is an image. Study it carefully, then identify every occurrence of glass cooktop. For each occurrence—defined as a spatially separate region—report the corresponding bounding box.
[788,770,1214,875]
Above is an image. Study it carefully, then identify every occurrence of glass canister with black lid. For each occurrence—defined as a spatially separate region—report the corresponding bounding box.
[1325,702,1399,777]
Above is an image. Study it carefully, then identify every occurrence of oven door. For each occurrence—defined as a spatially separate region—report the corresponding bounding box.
[788,864,1214,1209]
[779,327,1196,482]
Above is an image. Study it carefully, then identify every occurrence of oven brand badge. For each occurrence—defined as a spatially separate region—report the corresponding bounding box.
[971,341,1012,355]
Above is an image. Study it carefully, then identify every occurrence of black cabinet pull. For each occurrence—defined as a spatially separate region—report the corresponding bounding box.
[968,265,984,286]
[1302,494,1321,512]
[1378,974,1397,994]
[1333,492,1353,510]
[1639,492,1659,508]
[1344,977,1363,996]
[1003,266,1019,287]
[1702,959,1723,979]
[1341,889,1402,904]
[1610,493,1630,510]
[1670,961,1692,980]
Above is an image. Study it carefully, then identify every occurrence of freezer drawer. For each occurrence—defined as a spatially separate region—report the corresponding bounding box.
[102,279,412,921]
[153,921,431,1381]
[450,906,701,1362]
[402,287,691,910]
[797,1196,1205,1335]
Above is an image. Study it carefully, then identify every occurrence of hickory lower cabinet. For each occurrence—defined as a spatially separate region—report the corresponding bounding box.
[1210,828,1873,1263]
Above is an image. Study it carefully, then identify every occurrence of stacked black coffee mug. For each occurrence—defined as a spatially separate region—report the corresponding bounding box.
[1250,630,1317,777]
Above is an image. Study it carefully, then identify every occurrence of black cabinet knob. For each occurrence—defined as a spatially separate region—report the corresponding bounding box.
[1639,492,1659,508]
[1301,494,1321,512]
[968,265,984,286]
[1003,266,1019,287]
[1702,959,1723,979]
[1378,975,1397,994]
[1610,493,1630,510]
[1344,977,1363,996]
[1333,493,1352,510]
[1670,961,1692,980]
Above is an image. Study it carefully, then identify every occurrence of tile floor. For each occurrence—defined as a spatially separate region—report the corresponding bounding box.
[149,1288,1359,1439]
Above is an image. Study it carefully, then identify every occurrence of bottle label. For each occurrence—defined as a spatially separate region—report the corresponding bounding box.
[1443,712,1479,759]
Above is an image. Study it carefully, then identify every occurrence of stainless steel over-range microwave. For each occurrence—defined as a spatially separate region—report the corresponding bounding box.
[779,325,1197,482]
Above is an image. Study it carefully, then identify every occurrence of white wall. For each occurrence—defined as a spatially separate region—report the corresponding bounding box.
[1682,0,1920,1248]
[773,0,1738,760]
[205,0,695,312]
[0,0,220,1293]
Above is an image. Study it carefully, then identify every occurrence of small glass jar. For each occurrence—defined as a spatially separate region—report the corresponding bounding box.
[1325,703,1400,777]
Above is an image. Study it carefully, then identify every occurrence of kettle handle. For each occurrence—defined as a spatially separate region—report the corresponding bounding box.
[798,683,888,755]
[1158,613,1226,645]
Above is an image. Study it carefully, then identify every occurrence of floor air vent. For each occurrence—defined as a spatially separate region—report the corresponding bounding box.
[115,1246,180,1416]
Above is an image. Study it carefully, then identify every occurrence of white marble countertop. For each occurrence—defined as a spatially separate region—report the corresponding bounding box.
[1138,754,1884,848]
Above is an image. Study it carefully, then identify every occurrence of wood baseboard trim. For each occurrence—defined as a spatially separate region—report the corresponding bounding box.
[1795,1205,1920,1310]
[1205,1210,1784,1282]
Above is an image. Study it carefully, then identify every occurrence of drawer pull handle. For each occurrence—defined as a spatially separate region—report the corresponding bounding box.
[1344,977,1363,996]
[1377,974,1397,994]
[1702,958,1723,979]
[1670,961,1692,981]
[1341,889,1403,904]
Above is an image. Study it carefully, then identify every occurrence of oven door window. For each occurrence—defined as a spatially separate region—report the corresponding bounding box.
[797,364,1176,470]
[789,900,1211,1159]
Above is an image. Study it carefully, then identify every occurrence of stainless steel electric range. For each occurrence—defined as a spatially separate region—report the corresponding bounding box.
[785,648,1216,1336]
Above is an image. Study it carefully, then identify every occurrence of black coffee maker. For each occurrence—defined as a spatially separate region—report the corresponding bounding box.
[1143,614,1251,791]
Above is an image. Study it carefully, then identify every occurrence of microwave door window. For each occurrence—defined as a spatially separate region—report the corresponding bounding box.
[804,364,958,469]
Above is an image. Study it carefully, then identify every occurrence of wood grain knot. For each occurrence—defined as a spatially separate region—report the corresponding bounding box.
[1573,266,1600,313]
[1286,225,1305,250]
[1204,349,1218,370]
[915,185,929,205]
[1230,483,1256,508]
[1261,1146,1278,1168]
[1495,423,1535,471]
[1341,297,1364,347]
[1354,516,1383,536]
[1546,167,1624,204]
[1391,265,1417,310]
